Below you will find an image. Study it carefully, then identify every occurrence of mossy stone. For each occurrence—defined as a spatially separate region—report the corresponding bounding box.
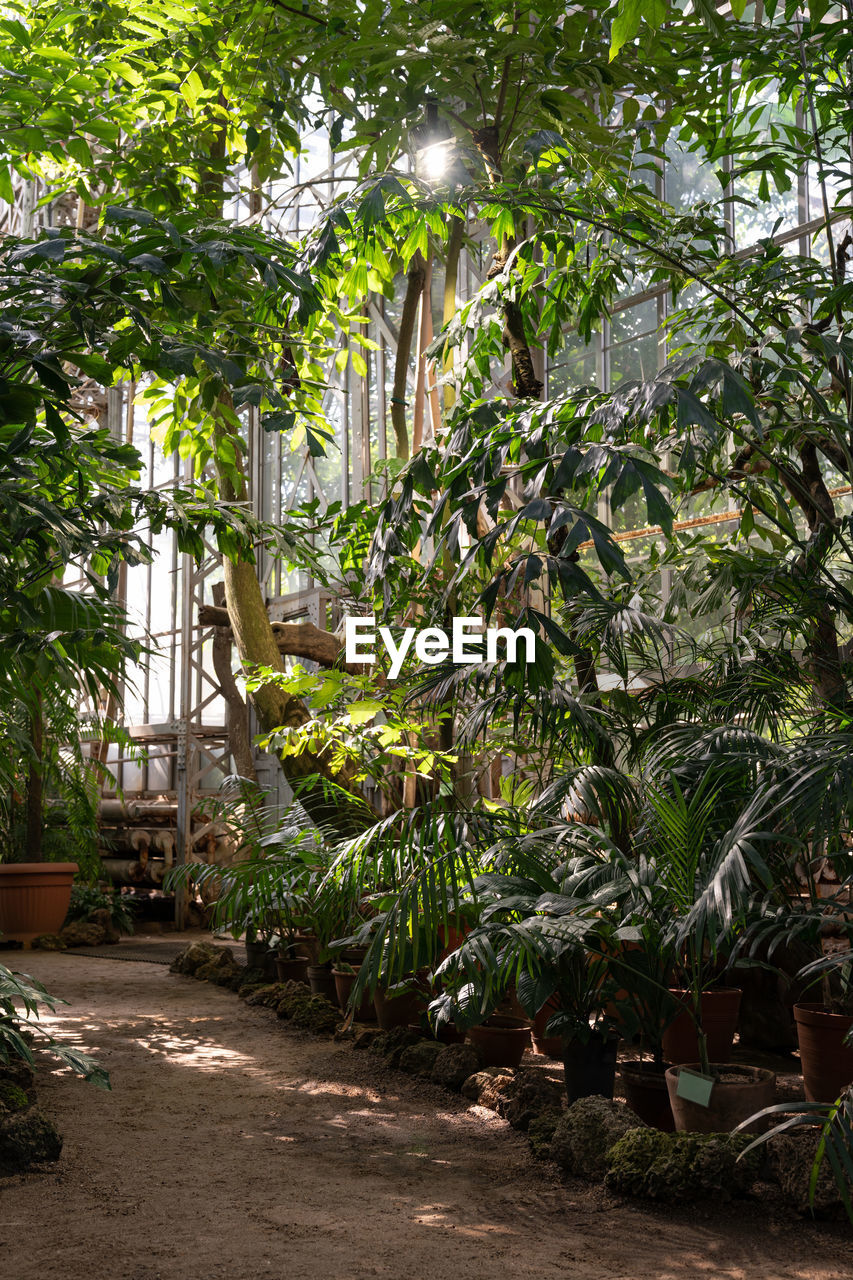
[528,1108,564,1160]
[398,1040,444,1077]
[551,1096,644,1180]
[604,1127,762,1202]
[170,941,218,975]
[0,1081,29,1113]
[0,1108,62,1173]
[31,933,67,951]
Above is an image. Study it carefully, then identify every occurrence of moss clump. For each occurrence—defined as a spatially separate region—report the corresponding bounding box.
[237,967,266,997]
[551,1096,644,1179]
[31,933,66,951]
[289,996,340,1035]
[604,1128,762,1203]
[244,983,290,1008]
[528,1109,563,1160]
[0,1082,29,1113]
[170,941,218,975]
[398,1040,443,1077]
[0,1108,62,1173]
[368,1026,421,1068]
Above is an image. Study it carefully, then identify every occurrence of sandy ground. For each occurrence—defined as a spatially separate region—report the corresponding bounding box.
[1,946,852,1280]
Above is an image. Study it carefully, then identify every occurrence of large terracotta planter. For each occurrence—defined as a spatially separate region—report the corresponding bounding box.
[531,994,563,1058]
[661,988,742,1065]
[794,1003,853,1103]
[467,1016,531,1068]
[665,1063,775,1134]
[0,862,78,946]
[332,969,376,1021]
[621,1060,675,1131]
[373,985,424,1031]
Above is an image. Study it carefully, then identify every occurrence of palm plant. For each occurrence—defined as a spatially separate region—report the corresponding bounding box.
[0,962,109,1089]
[558,762,786,1074]
[737,1091,853,1225]
[168,777,322,952]
[429,859,620,1041]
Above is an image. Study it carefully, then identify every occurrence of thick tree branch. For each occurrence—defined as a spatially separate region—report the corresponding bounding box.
[198,604,364,673]
[211,583,256,782]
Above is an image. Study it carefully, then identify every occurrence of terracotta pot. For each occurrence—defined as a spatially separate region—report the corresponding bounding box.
[661,988,742,1065]
[467,1015,531,1068]
[275,953,309,984]
[794,1003,853,1103]
[295,932,321,965]
[307,963,337,1002]
[531,994,563,1058]
[437,918,471,961]
[373,986,424,1031]
[0,862,77,946]
[665,1063,776,1134]
[332,969,376,1021]
[562,1031,619,1104]
[621,1060,674,1131]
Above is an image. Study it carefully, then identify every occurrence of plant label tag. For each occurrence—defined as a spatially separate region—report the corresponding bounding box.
[676,1067,714,1108]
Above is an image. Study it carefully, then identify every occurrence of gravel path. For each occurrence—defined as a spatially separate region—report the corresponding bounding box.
[1,947,852,1280]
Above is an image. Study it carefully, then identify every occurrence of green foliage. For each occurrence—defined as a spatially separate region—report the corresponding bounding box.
[0,963,109,1089]
[64,883,136,935]
[738,1092,853,1225]
[605,1128,761,1202]
[167,776,364,954]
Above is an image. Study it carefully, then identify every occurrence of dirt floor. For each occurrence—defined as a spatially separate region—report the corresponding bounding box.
[2,941,852,1280]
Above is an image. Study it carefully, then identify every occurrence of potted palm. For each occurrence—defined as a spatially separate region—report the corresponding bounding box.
[432,865,621,1096]
[0,693,85,946]
[298,868,366,1001]
[169,779,318,980]
[561,768,779,1131]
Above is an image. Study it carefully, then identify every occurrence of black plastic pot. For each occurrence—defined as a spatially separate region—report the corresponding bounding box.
[307,963,337,1002]
[620,1060,674,1131]
[562,1031,619,1104]
[275,953,310,984]
[245,941,277,981]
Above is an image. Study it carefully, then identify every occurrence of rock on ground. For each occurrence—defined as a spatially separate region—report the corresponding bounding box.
[399,1040,444,1077]
[0,1107,62,1173]
[0,1060,35,1092]
[528,1109,564,1160]
[551,1096,644,1179]
[169,941,219,976]
[86,909,121,944]
[468,1068,565,1131]
[59,922,107,948]
[768,1131,851,1218]
[276,983,340,1035]
[369,1026,422,1068]
[31,933,67,951]
[0,1081,30,1113]
[604,1128,762,1203]
[461,1066,514,1102]
[431,1043,481,1092]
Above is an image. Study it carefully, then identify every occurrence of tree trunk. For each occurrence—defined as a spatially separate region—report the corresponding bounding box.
[212,398,364,833]
[210,583,256,782]
[789,442,848,709]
